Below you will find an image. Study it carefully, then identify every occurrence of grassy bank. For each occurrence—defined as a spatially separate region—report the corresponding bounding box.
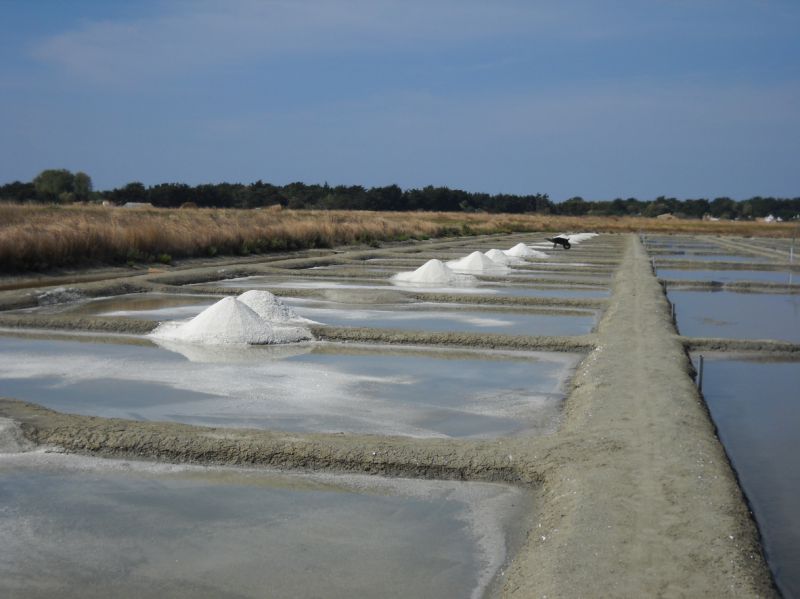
[0,203,794,273]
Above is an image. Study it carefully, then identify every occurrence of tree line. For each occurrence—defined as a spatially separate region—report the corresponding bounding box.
[2,169,799,220]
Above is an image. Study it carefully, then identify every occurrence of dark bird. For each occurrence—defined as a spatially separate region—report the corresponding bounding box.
[546,236,571,249]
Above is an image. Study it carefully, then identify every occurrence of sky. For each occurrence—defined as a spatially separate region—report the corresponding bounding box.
[1,0,798,200]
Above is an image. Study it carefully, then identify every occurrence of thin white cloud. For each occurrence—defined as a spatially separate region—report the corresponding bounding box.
[32,0,569,86]
[33,0,789,88]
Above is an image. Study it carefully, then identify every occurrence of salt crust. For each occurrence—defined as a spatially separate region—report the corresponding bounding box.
[150,296,312,345]
[36,287,85,306]
[566,232,598,243]
[237,290,315,323]
[392,259,477,286]
[551,232,599,244]
[504,243,549,259]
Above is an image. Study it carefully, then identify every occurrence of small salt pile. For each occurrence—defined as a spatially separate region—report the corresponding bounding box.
[447,251,509,273]
[150,297,312,345]
[392,259,477,285]
[504,243,549,259]
[485,249,526,266]
[151,297,274,344]
[566,232,598,243]
[237,290,313,323]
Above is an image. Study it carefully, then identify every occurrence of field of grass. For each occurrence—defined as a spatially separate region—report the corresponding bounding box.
[0,203,796,273]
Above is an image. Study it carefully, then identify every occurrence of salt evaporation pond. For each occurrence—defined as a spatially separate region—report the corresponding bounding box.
[654,253,765,263]
[205,276,610,299]
[667,290,800,343]
[658,268,796,285]
[697,358,800,598]
[503,270,611,283]
[59,294,597,335]
[282,300,597,336]
[0,452,528,599]
[14,292,219,320]
[0,335,580,438]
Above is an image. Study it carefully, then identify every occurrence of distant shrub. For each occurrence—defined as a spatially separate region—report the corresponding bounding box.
[0,203,793,273]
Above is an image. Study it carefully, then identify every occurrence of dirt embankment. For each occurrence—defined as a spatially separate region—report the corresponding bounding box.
[500,236,775,597]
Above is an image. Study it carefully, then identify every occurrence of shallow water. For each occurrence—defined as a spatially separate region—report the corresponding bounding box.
[654,253,765,263]
[11,293,220,320]
[0,336,579,438]
[503,270,611,283]
[471,284,609,298]
[11,291,598,335]
[86,294,218,320]
[287,300,597,336]
[204,275,610,299]
[0,453,527,599]
[88,296,597,335]
[667,290,800,343]
[697,358,800,598]
[658,268,797,285]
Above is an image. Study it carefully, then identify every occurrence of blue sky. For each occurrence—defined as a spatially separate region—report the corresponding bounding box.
[1,0,798,200]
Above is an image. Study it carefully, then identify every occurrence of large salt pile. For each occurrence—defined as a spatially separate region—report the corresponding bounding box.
[150,297,312,345]
[392,259,477,285]
[504,243,549,259]
[485,249,526,266]
[237,290,313,323]
[447,251,509,273]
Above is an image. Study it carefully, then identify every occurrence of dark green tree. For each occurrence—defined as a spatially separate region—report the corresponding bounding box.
[33,169,75,201]
[73,172,93,201]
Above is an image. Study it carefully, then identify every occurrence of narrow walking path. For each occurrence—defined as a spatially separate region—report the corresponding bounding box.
[503,235,775,597]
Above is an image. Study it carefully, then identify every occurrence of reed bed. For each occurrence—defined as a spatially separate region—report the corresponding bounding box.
[0,203,794,273]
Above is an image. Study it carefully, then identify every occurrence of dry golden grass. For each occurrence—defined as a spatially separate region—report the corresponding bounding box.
[0,203,795,273]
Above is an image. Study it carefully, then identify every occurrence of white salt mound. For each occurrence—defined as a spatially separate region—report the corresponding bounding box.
[484,249,523,265]
[392,259,476,285]
[150,297,312,345]
[567,232,598,243]
[550,232,597,245]
[504,243,549,259]
[151,297,273,344]
[447,251,509,273]
[237,290,311,323]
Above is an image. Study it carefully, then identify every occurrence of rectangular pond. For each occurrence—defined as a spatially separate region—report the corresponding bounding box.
[653,253,765,263]
[203,275,611,299]
[667,290,800,343]
[658,268,797,285]
[13,292,598,335]
[0,451,528,599]
[0,335,581,438]
[286,299,597,336]
[18,292,221,321]
[697,357,800,598]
